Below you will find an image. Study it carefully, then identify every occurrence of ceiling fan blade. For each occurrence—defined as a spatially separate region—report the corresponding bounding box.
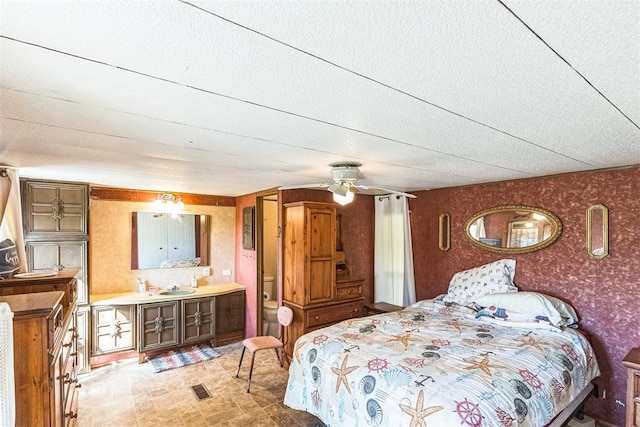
[277,183,330,190]
[354,185,417,198]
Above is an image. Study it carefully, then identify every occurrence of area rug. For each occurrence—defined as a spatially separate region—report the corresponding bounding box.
[149,344,220,373]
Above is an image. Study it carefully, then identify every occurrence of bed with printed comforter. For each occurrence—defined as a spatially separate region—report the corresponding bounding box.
[283,297,600,427]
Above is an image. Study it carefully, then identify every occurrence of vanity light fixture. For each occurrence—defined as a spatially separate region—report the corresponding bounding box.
[153,193,185,218]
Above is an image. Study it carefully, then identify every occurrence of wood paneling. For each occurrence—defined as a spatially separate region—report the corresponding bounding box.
[90,187,235,206]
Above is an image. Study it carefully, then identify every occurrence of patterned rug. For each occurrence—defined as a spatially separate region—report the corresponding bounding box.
[149,344,221,373]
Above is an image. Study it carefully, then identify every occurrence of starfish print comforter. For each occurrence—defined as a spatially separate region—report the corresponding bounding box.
[283,298,599,427]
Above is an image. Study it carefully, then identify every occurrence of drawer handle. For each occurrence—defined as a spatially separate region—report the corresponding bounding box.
[347,290,352,294]
[63,341,72,348]
[353,308,359,312]
[314,316,319,320]
[76,383,82,389]
[66,411,78,419]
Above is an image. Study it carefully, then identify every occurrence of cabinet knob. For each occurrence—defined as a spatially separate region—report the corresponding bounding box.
[314,316,319,320]
[347,290,352,294]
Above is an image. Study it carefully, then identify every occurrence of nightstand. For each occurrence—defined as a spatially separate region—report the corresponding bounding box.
[623,348,640,427]
[365,302,404,315]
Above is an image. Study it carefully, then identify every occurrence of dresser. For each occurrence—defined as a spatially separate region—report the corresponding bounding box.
[624,348,640,427]
[0,291,79,426]
[282,202,363,360]
[0,270,80,426]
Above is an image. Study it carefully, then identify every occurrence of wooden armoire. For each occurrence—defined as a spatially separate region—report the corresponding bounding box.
[282,201,363,360]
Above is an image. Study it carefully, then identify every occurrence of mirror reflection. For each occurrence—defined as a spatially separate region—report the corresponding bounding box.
[466,205,562,254]
[131,212,209,269]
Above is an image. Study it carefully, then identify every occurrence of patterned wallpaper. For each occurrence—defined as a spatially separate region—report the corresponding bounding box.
[262,166,638,425]
[409,165,640,426]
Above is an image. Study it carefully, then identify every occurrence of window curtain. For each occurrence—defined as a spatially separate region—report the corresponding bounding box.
[0,168,27,273]
[374,195,416,307]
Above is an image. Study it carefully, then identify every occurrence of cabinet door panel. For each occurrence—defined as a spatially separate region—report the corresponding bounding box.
[22,180,88,236]
[308,260,333,303]
[216,292,245,334]
[92,305,136,355]
[27,241,88,304]
[182,297,215,343]
[308,210,334,257]
[139,302,179,352]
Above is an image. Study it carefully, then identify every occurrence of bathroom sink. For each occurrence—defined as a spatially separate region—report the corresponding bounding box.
[159,290,195,296]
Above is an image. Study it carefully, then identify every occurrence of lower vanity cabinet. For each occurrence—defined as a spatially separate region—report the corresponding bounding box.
[91,305,136,355]
[93,290,246,362]
[182,297,215,344]
[214,291,245,346]
[138,300,180,354]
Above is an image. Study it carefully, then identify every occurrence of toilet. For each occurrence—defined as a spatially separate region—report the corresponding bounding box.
[263,276,279,336]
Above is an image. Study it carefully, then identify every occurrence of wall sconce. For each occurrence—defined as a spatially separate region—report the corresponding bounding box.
[328,182,354,205]
[586,203,608,259]
[438,213,451,251]
[153,193,185,218]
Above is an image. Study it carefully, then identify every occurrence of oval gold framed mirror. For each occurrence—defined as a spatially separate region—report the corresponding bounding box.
[465,205,562,254]
[586,203,608,259]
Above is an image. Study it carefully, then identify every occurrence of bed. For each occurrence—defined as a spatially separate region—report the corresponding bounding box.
[283,261,600,427]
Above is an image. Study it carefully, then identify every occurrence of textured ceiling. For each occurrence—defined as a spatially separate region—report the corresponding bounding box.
[1,0,638,196]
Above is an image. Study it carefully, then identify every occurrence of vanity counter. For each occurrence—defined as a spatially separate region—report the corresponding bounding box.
[90,283,245,305]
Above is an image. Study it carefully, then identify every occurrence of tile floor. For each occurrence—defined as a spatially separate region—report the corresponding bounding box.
[77,342,612,427]
[77,342,325,426]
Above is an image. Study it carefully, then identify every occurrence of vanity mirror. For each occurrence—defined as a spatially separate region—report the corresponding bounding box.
[131,212,209,269]
[466,205,562,254]
[586,203,608,259]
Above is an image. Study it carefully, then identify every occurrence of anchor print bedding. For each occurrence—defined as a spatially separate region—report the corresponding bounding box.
[283,298,599,427]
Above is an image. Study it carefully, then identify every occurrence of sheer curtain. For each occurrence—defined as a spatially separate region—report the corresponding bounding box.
[0,168,27,273]
[374,195,416,307]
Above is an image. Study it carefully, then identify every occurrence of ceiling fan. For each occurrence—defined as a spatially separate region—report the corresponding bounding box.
[278,162,416,205]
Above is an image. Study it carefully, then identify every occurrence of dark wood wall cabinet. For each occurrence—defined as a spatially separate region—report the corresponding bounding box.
[624,348,640,427]
[0,271,80,426]
[21,179,91,374]
[282,202,363,360]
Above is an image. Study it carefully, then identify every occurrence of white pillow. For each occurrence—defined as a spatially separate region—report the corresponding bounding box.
[442,259,517,304]
[474,292,578,327]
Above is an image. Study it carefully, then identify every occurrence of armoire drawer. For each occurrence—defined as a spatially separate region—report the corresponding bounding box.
[306,300,363,328]
[336,284,362,300]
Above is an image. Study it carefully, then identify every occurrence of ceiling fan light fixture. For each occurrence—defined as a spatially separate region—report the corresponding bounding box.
[333,189,354,205]
[328,182,349,197]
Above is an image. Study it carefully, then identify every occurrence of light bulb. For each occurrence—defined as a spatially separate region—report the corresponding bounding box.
[333,189,354,205]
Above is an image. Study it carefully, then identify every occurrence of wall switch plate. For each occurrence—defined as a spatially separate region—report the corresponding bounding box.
[203,267,211,276]
[222,269,231,276]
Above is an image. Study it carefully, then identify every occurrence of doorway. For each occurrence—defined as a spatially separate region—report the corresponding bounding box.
[256,191,279,336]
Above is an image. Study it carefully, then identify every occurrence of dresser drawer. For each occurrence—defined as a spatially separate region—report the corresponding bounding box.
[336,284,361,300]
[306,300,362,328]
